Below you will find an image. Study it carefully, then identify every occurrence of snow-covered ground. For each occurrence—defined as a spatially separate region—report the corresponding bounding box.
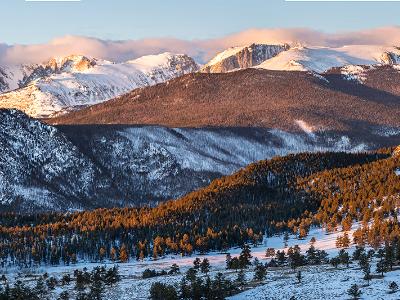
[4,224,398,299]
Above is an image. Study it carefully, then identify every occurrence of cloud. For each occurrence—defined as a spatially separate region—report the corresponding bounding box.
[1,26,400,65]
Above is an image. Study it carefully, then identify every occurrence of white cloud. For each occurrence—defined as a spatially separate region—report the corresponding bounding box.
[1,26,400,65]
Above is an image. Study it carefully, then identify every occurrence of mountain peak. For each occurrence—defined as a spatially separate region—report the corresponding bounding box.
[201,43,290,73]
[45,54,97,72]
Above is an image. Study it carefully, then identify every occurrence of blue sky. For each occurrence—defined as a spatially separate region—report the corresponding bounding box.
[1,0,400,45]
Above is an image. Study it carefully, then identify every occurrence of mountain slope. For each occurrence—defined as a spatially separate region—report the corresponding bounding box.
[48,67,400,139]
[201,43,289,73]
[257,45,400,73]
[1,109,389,212]
[0,53,198,117]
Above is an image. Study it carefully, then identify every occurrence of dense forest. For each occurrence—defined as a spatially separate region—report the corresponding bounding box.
[0,148,398,267]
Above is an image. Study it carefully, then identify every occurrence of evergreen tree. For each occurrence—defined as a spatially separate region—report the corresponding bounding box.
[376,260,387,277]
[338,250,350,268]
[185,268,197,282]
[287,245,305,270]
[179,278,191,300]
[193,257,201,270]
[34,276,48,299]
[384,243,395,271]
[119,244,129,262]
[296,271,302,284]
[347,284,361,300]
[276,250,286,266]
[225,254,232,269]
[352,246,365,261]
[57,291,70,300]
[239,244,252,268]
[105,266,120,286]
[200,258,210,274]
[89,268,104,300]
[236,269,246,286]
[169,263,180,275]
[9,281,36,300]
[254,264,267,281]
[149,282,178,300]
[389,281,398,294]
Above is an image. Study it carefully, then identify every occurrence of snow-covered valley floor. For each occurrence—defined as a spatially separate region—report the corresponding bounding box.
[2,225,399,299]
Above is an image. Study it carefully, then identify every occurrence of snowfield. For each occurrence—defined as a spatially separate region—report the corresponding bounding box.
[257,45,400,73]
[3,224,399,299]
[0,53,198,117]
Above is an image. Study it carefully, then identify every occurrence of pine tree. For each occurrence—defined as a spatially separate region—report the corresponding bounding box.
[57,291,70,300]
[376,260,386,277]
[193,257,201,270]
[239,244,252,269]
[265,248,275,258]
[296,271,301,284]
[254,264,267,281]
[179,278,191,299]
[347,284,361,300]
[283,232,290,248]
[89,268,104,300]
[384,243,395,271]
[276,250,286,266]
[362,262,371,286]
[105,266,120,286]
[169,263,180,275]
[10,281,36,300]
[338,249,350,268]
[236,269,246,286]
[34,276,48,299]
[200,258,210,274]
[288,245,304,270]
[185,268,197,282]
[389,281,398,294]
[149,282,178,300]
[226,253,232,269]
[119,244,129,262]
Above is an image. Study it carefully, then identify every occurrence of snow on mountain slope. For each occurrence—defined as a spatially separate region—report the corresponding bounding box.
[201,43,289,73]
[257,45,400,73]
[4,108,396,212]
[0,53,199,117]
[0,55,99,93]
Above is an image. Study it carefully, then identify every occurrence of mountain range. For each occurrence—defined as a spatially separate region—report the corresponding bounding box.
[1,42,400,212]
[0,53,198,117]
[1,109,379,212]
[1,43,400,118]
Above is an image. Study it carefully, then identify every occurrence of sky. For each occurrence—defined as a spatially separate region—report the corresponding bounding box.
[1,0,400,65]
[2,0,400,45]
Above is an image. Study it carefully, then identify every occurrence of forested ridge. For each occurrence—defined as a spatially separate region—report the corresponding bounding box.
[0,149,396,267]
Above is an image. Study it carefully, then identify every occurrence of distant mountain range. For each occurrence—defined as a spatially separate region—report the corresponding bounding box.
[0,53,198,117]
[1,42,400,212]
[1,43,400,118]
[49,66,400,137]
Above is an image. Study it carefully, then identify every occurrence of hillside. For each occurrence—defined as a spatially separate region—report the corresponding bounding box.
[48,67,400,138]
[1,109,380,212]
[0,149,388,266]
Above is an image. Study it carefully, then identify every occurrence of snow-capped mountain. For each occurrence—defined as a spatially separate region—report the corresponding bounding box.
[0,53,199,117]
[2,108,391,212]
[201,43,289,73]
[256,45,400,73]
[0,55,98,93]
[201,44,400,75]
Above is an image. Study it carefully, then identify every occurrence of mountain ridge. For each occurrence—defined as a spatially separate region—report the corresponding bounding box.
[0,52,199,117]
